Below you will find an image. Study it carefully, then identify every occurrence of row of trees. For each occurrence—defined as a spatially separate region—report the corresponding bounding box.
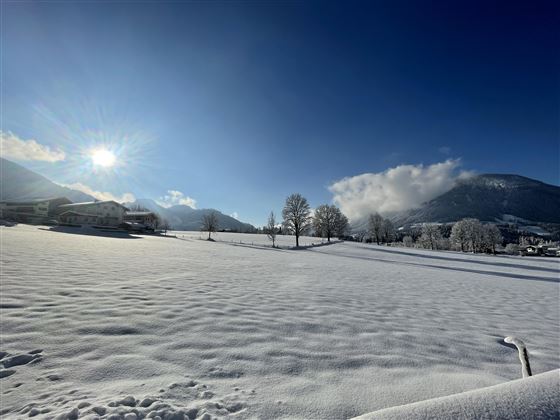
[201,193,349,246]
[450,218,502,253]
[265,193,349,247]
[366,213,396,244]
[399,218,503,254]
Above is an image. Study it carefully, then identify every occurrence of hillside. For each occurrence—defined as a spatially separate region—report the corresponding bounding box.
[0,158,256,231]
[128,198,256,232]
[349,174,560,232]
[393,174,560,226]
[0,158,95,203]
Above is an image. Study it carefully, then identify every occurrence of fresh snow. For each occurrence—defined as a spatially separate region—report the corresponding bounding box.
[352,369,559,419]
[1,225,559,419]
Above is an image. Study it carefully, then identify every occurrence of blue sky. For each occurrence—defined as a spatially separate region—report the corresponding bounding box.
[2,1,558,226]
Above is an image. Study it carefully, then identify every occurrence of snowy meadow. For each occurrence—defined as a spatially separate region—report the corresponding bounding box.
[1,225,559,419]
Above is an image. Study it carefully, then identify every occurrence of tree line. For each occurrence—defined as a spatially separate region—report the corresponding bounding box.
[360,212,506,254]
[265,193,349,247]
[201,193,349,247]
[400,218,503,254]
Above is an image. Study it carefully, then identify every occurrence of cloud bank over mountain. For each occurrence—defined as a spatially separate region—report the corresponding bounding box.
[329,159,474,221]
[59,182,136,203]
[157,190,197,208]
[0,131,66,162]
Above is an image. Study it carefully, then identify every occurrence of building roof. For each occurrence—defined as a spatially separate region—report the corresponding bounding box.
[125,211,155,216]
[58,200,129,210]
[0,197,71,205]
[59,211,99,217]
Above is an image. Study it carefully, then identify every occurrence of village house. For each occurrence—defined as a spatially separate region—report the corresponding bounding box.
[123,211,159,229]
[0,197,72,224]
[520,244,560,257]
[57,201,129,227]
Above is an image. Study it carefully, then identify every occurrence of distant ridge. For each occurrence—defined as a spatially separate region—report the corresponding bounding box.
[0,157,256,231]
[127,198,256,232]
[393,174,560,226]
[0,157,95,203]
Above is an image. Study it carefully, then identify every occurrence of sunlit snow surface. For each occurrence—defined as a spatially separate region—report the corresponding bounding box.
[1,225,558,419]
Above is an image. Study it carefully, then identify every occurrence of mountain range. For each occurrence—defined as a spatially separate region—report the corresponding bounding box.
[0,157,95,203]
[392,174,560,226]
[0,157,255,232]
[2,158,559,231]
[126,198,256,232]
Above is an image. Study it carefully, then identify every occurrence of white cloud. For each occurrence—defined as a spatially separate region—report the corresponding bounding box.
[230,212,239,219]
[329,159,474,221]
[156,190,197,208]
[61,182,136,203]
[0,131,66,162]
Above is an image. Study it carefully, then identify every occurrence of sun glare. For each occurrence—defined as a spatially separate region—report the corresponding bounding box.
[91,149,116,167]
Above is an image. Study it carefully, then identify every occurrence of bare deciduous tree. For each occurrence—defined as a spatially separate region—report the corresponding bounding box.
[313,204,348,242]
[161,219,170,235]
[334,211,349,238]
[381,218,395,244]
[282,193,311,247]
[266,211,278,247]
[367,213,384,244]
[201,211,219,240]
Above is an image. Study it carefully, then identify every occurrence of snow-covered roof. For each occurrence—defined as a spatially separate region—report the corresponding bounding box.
[0,197,71,205]
[59,211,98,217]
[125,211,155,216]
[58,200,129,210]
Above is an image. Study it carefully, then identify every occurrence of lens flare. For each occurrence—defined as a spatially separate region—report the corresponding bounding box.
[91,149,116,167]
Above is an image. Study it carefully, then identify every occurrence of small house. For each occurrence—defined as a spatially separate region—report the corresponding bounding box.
[123,211,158,228]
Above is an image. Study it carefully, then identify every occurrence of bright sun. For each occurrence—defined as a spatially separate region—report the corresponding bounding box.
[91,149,116,167]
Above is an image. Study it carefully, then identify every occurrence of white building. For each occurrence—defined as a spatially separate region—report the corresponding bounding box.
[57,201,129,227]
[0,197,72,224]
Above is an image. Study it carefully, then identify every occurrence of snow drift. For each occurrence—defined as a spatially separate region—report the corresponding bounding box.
[352,369,560,419]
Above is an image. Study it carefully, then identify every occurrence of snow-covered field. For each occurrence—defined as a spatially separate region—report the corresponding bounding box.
[1,225,559,419]
[169,231,330,248]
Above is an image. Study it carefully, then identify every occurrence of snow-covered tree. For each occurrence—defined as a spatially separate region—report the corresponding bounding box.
[420,224,442,250]
[282,193,312,247]
[483,224,503,254]
[463,218,484,252]
[403,235,414,247]
[450,219,469,252]
[201,211,219,240]
[367,213,384,244]
[504,243,519,255]
[266,211,278,247]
